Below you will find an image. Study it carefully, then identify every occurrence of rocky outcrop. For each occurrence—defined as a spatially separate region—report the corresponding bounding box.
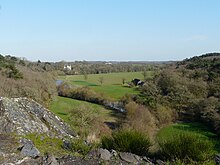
[58,149,159,165]
[0,97,167,165]
[0,97,75,137]
[0,97,78,164]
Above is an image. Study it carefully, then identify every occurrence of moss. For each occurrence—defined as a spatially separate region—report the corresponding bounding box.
[24,133,70,157]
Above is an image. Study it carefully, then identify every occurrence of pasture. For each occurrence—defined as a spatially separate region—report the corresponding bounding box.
[157,122,220,152]
[49,96,122,138]
[49,96,118,123]
[59,71,152,100]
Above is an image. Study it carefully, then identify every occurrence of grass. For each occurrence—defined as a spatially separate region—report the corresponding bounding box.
[58,71,153,100]
[157,123,217,144]
[49,96,117,123]
[156,122,219,163]
[102,129,151,156]
[24,133,97,157]
[24,133,69,156]
[49,96,124,140]
[63,72,147,85]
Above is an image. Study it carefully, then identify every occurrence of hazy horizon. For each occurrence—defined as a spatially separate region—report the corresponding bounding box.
[0,0,220,62]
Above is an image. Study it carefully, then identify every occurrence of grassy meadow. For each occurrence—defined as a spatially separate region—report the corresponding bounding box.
[49,96,123,139]
[49,96,118,123]
[58,71,152,100]
[157,122,220,153]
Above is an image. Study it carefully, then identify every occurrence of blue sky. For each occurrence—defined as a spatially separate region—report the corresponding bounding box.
[0,0,220,61]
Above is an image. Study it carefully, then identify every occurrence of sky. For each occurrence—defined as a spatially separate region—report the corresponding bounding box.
[0,0,220,62]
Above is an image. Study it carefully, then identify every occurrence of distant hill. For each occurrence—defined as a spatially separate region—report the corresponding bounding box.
[178,52,220,68]
[0,54,56,106]
[177,53,220,79]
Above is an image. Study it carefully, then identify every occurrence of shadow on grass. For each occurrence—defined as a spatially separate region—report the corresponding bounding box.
[73,80,98,86]
[104,122,120,130]
[112,83,122,85]
[173,122,220,152]
[173,122,216,138]
[57,112,68,116]
[104,110,125,130]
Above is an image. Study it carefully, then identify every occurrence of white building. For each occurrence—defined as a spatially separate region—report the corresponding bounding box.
[64,64,72,71]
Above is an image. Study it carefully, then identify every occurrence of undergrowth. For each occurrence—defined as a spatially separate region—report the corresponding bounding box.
[102,129,151,156]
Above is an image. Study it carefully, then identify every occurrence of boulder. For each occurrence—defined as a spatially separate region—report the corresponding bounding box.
[119,152,139,164]
[0,97,76,138]
[19,139,40,158]
[98,148,112,161]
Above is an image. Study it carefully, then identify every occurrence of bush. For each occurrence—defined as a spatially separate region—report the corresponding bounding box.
[68,105,111,140]
[157,132,214,162]
[123,102,156,138]
[69,138,99,156]
[102,129,151,156]
[155,104,175,125]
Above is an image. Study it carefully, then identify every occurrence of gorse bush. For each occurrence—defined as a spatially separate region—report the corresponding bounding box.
[157,131,214,162]
[102,129,151,156]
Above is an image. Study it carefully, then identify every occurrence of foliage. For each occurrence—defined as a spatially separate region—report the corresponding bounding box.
[0,58,56,107]
[155,104,175,125]
[123,101,156,138]
[137,53,220,136]
[137,81,161,107]
[5,64,23,79]
[102,129,151,156]
[69,138,99,156]
[157,131,214,162]
[0,55,23,79]
[68,104,112,140]
[157,122,219,163]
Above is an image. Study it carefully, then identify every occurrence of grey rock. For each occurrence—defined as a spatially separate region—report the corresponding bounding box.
[215,154,220,164]
[156,160,166,165]
[63,140,72,151]
[143,156,154,165]
[119,152,138,164]
[98,148,112,161]
[110,149,117,157]
[20,139,40,158]
[45,154,59,165]
[0,97,76,138]
[14,157,44,165]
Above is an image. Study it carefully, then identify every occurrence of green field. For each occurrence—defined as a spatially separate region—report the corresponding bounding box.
[157,122,220,152]
[49,96,118,123]
[59,71,152,100]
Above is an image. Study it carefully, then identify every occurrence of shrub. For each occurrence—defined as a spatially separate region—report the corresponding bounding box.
[102,129,151,156]
[123,101,156,138]
[68,105,111,140]
[155,104,175,125]
[69,138,99,156]
[157,132,214,162]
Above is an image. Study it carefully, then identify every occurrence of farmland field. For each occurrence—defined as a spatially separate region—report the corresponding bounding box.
[49,96,118,123]
[58,71,152,100]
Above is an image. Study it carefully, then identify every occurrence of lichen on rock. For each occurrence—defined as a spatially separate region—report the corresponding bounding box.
[0,97,76,138]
